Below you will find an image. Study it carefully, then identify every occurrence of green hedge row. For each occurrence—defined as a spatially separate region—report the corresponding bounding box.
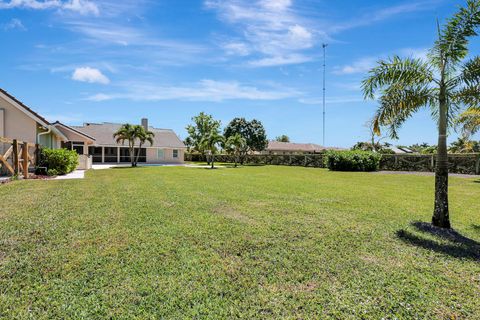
[324,150,381,172]
[38,148,79,176]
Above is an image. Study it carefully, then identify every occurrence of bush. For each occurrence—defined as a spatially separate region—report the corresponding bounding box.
[39,148,79,176]
[324,150,381,172]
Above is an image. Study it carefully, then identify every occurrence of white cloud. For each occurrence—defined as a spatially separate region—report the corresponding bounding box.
[249,54,311,67]
[86,79,301,102]
[333,47,430,75]
[329,1,441,33]
[222,42,250,56]
[62,0,99,15]
[72,67,110,84]
[333,57,377,75]
[2,18,26,30]
[206,0,317,67]
[0,0,99,15]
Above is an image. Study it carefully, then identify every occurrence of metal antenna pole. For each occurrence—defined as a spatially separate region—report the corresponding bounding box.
[322,43,328,147]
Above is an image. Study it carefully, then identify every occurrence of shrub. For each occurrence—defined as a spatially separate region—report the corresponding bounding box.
[39,148,79,176]
[324,150,381,172]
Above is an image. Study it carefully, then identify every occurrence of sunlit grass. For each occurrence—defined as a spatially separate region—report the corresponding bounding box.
[0,166,479,318]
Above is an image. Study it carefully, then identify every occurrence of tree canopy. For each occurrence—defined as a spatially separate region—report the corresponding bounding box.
[224,118,268,153]
[185,112,221,154]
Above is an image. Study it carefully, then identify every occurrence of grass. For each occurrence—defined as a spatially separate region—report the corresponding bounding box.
[0,166,479,319]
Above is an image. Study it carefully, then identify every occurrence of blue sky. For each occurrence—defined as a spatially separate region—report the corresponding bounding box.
[0,0,478,147]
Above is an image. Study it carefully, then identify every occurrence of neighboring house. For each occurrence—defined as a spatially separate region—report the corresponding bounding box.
[0,88,67,149]
[389,146,415,154]
[54,119,186,164]
[1,88,186,167]
[262,141,344,155]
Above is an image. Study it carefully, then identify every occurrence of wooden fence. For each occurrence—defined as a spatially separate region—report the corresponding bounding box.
[185,153,480,175]
[0,137,38,179]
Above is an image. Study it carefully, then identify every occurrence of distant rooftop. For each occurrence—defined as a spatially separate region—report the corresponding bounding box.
[267,141,344,152]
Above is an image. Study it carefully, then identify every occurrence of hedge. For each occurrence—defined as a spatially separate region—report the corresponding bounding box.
[324,150,381,172]
[38,148,79,176]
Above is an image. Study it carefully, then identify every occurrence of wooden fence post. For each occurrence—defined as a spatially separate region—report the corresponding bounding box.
[12,139,19,175]
[35,144,40,167]
[22,142,29,179]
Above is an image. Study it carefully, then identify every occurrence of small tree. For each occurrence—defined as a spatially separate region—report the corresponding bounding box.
[275,135,290,142]
[225,133,246,167]
[201,131,224,169]
[134,126,155,166]
[185,112,221,158]
[224,118,268,163]
[113,124,137,167]
[362,0,480,228]
[457,108,480,136]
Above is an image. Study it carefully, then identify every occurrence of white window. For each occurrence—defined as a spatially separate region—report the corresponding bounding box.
[173,149,178,158]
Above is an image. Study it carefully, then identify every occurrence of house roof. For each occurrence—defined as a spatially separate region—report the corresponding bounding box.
[71,122,186,148]
[53,121,96,142]
[267,141,334,152]
[0,88,50,127]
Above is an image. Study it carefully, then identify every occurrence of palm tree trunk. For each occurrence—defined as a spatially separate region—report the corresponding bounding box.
[211,154,214,169]
[432,84,450,229]
[135,143,143,167]
[130,142,135,167]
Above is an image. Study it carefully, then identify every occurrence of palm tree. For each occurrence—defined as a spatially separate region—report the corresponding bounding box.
[113,124,137,167]
[134,126,155,166]
[457,108,480,136]
[225,133,247,167]
[362,0,480,229]
[201,131,224,169]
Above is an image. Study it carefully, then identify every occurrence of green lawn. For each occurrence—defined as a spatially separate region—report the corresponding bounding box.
[1,166,479,319]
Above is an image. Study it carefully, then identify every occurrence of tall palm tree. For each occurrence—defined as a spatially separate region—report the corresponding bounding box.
[457,108,480,136]
[362,0,480,229]
[134,126,155,166]
[201,131,224,169]
[113,124,137,167]
[225,133,246,167]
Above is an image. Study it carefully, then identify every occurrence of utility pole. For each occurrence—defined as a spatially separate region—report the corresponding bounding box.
[322,43,328,147]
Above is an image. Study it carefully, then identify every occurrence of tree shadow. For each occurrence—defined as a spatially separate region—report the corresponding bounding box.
[473,180,480,184]
[472,225,480,232]
[396,221,480,261]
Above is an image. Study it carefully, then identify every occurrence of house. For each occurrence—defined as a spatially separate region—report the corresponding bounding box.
[389,146,415,154]
[0,88,68,149]
[262,141,344,155]
[54,119,186,164]
[1,88,186,168]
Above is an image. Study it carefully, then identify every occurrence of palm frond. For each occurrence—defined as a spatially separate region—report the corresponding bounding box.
[374,84,437,139]
[362,56,434,100]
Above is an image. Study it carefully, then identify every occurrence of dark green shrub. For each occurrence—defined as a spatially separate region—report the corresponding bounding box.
[324,150,381,172]
[39,148,79,176]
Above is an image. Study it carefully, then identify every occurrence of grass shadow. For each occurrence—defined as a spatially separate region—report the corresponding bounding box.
[396,221,480,261]
[473,180,480,184]
[472,225,480,232]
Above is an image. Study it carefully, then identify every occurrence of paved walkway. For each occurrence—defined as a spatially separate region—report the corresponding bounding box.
[53,170,85,180]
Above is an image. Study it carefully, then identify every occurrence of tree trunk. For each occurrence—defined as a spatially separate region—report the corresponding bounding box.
[432,84,450,229]
[130,143,135,167]
[135,143,143,167]
[211,154,214,169]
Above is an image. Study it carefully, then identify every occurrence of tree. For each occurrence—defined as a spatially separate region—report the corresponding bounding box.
[449,136,480,153]
[185,112,221,156]
[275,135,290,142]
[224,134,247,167]
[113,124,138,167]
[201,131,224,169]
[457,108,480,136]
[224,118,268,163]
[134,126,155,166]
[361,0,480,228]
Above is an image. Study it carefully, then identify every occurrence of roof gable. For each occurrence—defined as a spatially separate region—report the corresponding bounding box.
[0,88,50,127]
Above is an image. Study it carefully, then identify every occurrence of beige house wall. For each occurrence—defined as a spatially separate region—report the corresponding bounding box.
[0,96,37,143]
[146,148,184,163]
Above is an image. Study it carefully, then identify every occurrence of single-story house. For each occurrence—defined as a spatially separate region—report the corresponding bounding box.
[0,88,185,168]
[262,141,345,155]
[54,120,186,164]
